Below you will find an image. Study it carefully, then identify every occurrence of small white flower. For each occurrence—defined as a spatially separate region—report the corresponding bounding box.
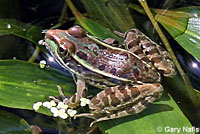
[50,100,57,107]
[39,60,46,68]
[43,101,52,109]
[33,102,42,111]
[57,102,68,109]
[59,112,68,119]
[80,98,90,107]
[50,107,59,117]
[67,109,77,117]
[50,107,58,113]
[58,109,68,119]
[86,99,90,104]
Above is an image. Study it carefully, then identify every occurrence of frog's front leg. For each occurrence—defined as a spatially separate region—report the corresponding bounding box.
[52,78,87,108]
[68,78,88,108]
[76,83,163,126]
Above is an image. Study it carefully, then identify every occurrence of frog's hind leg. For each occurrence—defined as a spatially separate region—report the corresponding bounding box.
[77,83,163,127]
[122,29,176,77]
[154,45,176,77]
[90,90,161,127]
[90,96,155,126]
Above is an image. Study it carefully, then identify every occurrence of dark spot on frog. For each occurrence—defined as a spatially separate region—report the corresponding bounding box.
[104,88,113,95]
[121,53,129,60]
[102,96,109,106]
[98,64,106,71]
[127,40,137,49]
[126,106,136,114]
[110,68,117,75]
[144,66,149,72]
[76,51,88,60]
[134,49,143,55]
[110,93,121,106]
[108,78,122,84]
[149,48,159,55]
[133,68,139,78]
[141,98,151,107]
[91,96,100,105]
[118,86,131,102]
[138,36,146,40]
[152,57,162,63]
[118,73,128,78]
[141,57,150,62]
[129,87,140,98]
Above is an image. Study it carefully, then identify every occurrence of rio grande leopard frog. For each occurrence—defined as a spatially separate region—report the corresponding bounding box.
[44,26,176,125]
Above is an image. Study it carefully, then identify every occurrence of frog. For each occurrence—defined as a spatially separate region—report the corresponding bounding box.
[43,26,176,126]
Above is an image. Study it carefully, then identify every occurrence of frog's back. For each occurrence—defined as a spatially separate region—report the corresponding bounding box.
[73,39,160,84]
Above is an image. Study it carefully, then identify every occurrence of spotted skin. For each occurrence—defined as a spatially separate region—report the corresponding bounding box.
[123,29,176,77]
[76,83,163,126]
[44,26,176,126]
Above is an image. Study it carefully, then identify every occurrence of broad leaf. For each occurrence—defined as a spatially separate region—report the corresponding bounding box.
[0,19,42,44]
[0,60,75,115]
[0,110,32,134]
[80,0,135,32]
[155,7,200,61]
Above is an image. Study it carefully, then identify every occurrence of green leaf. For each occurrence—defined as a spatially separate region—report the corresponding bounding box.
[78,17,123,42]
[0,110,32,134]
[80,0,135,32]
[0,60,194,134]
[0,19,42,44]
[0,60,75,115]
[98,90,194,134]
[155,7,200,61]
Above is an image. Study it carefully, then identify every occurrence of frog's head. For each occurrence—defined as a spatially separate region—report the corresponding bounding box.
[45,26,86,57]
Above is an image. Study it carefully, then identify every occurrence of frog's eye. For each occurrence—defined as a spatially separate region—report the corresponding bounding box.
[68,26,86,37]
[58,46,66,55]
[58,46,65,53]
[58,39,75,54]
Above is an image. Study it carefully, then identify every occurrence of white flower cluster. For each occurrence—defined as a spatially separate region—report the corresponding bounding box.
[33,97,90,119]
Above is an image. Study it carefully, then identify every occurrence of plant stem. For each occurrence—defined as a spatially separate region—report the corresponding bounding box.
[138,0,200,108]
[51,3,69,29]
[65,0,83,22]
[28,46,40,62]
